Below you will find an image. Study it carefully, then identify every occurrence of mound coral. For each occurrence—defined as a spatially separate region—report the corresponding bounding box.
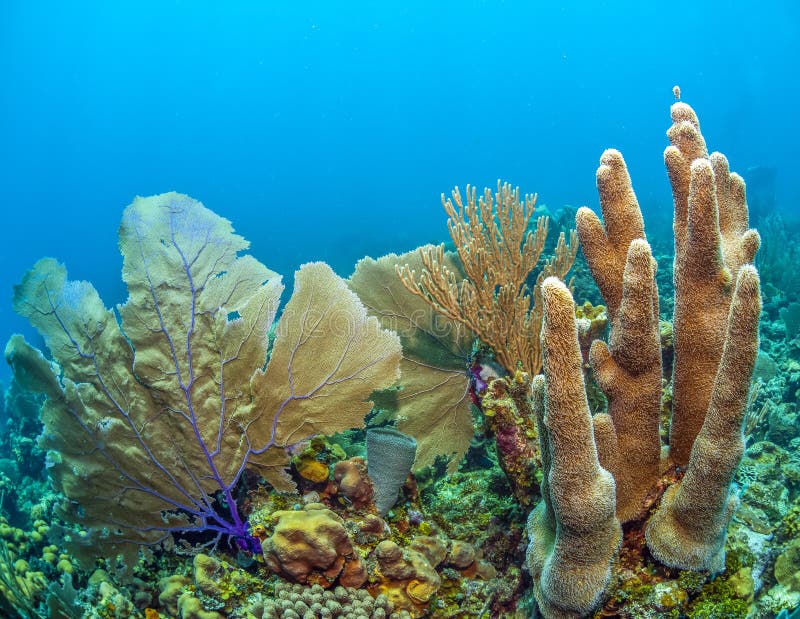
[240,582,395,619]
[262,504,367,589]
[5,193,401,570]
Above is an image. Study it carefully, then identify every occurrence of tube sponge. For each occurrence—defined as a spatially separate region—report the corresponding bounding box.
[366,428,417,515]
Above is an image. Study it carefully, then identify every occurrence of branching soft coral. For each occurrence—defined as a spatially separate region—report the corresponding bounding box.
[397,182,578,375]
[349,249,475,473]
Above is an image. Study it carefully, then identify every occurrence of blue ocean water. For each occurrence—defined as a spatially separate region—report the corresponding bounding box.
[0,0,797,379]
[3,4,800,618]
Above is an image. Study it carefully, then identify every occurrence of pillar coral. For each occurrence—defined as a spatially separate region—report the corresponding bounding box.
[645,103,761,572]
[576,151,663,524]
[527,101,762,617]
[664,103,760,466]
[526,281,621,619]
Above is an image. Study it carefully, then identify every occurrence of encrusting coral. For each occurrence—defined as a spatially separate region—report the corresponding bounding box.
[333,457,374,510]
[480,370,540,508]
[527,99,762,617]
[4,192,401,571]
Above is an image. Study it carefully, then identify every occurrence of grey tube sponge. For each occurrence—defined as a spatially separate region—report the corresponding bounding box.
[366,428,417,515]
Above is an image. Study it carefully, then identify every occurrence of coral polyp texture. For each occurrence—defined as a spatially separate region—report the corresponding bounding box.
[527,101,762,617]
[526,287,621,619]
[5,192,401,570]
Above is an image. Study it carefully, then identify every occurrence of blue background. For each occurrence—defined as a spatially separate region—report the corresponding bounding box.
[1,1,798,382]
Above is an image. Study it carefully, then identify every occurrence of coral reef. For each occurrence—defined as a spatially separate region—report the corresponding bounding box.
[2,96,798,619]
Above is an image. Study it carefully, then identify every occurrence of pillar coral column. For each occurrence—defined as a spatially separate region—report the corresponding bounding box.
[576,150,663,524]
[645,103,762,571]
[525,279,621,619]
[527,100,762,617]
[665,103,761,466]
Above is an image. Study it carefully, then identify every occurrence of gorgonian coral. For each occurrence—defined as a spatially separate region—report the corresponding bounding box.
[5,192,401,571]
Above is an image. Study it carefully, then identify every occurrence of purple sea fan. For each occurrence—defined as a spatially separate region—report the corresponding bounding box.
[5,192,401,574]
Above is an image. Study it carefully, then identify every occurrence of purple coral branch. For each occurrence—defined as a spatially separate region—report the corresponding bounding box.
[165,212,247,539]
[212,286,275,460]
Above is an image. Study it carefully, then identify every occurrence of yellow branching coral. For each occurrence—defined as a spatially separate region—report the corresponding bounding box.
[397,182,578,375]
